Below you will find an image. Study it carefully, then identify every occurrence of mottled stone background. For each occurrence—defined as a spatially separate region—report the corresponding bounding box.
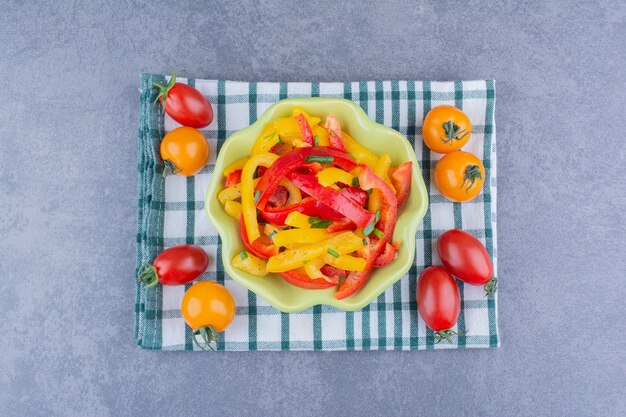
[0,1,624,416]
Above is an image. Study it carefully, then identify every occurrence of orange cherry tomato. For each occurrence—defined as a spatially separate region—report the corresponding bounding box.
[434,151,485,202]
[160,126,210,176]
[422,105,472,154]
[181,281,235,350]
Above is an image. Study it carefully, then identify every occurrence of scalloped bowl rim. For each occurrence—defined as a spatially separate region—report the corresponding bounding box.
[205,98,428,312]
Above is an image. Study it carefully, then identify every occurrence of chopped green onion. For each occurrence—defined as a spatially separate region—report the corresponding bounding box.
[240,251,248,259]
[268,231,277,241]
[327,248,340,258]
[305,155,334,164]
[308,216,322,225]
[362,239,368,246]
[254,190,261,204]
[330,130,337,138]
[311,220,331,228]
[314,135,319,146]
[373,228,385,239]
[375,209,381,223]
[363,221,375,236]
[351,177,360,188]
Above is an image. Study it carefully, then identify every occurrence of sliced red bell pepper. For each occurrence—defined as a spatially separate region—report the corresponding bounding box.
[260,184,367,226]
[372,241,401,267]
[326,218,356,233]
[267,185,289,208]
[288,172,375,229]
[255,147,357,209]
[280,268,339,289]
[295,114,314,146]
[240,216,279,259]
[390,161,412,207]
[225,170,242,187]
[335,165,398,299]
[320,264,347,278]
[260,197,342,225]
[269,142,292,155]
[297,162,323,175]
[341,186,368,207]
[324,115,347,152]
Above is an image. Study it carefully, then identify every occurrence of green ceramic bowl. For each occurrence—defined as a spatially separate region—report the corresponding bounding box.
[205,98,428,312]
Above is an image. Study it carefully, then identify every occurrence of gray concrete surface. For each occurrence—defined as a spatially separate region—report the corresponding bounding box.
[1,1,625,416]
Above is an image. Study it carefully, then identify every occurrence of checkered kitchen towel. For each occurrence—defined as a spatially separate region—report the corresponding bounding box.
[135,74,499,350]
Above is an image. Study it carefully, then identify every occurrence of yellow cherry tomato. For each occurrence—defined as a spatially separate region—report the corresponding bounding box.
[181,281,235,350]
[434,151,485,202]
[160,127,210,176]
[423,105,472,154]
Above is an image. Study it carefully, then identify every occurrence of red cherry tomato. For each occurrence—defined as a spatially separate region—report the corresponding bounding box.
[417,266,460,341]
[437,229,496,293]
[138,244,209,288]
[154,71,213,128]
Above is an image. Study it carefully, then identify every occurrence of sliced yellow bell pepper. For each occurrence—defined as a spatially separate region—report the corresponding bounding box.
[274,117,301,141]
[342,132,378,170]
[264,223,283,238]
[369,154,393,213]
[251,124,280,155]
[272,229,338,246]
[218,185,241,205]
[304,253,366,280]
[328,254,366,271]
[284,211,311,229]
[242,153,279,242]
[304,258,330,281]
[279,178,302,205]
[311,125,330,146]
[316,167,354,187]
[266,231,363,272]
[224,200,242,220]
[292,108,321,127]
[223,157,249,176]
[231,251,268,277]
[218,178,260,205]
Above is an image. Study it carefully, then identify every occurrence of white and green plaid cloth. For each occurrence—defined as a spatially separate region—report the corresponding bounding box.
[135,74,499,350]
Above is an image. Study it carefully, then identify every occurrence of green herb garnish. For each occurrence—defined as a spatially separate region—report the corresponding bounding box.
[375,209,381,223]
[305,155,334,164]
[240,252,248,259]
[327,248,340,258]
[253,190,261,204]
[363,221,375,236]
[373,228,384,239]
[314,135,319,146]
[352,177,360,188]
[311,220,331,228]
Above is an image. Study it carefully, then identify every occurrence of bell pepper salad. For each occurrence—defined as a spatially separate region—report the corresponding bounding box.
[219,108,413,299]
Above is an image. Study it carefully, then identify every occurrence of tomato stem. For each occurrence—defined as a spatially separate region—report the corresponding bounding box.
[137,264,159,288]
[434,329,465,344]
[484,276,498,295]
[162,159,182,177]
[192,326,219,351]
[459,164,482,194]
[440,120,472,145]
[152,69,177,109]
